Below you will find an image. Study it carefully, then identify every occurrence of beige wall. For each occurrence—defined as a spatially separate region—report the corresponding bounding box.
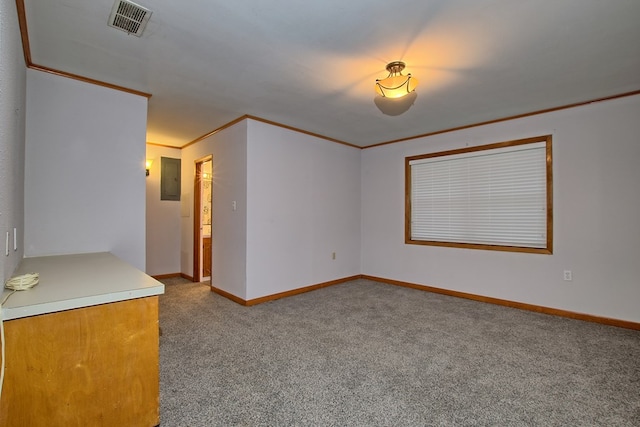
[24,69,148,270]
[0,0,27,281]
[361,94,640,323]
[145,145,182,276]
[181,121,248,297]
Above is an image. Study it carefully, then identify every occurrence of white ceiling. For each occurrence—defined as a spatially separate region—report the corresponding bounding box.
[23,0,640,148]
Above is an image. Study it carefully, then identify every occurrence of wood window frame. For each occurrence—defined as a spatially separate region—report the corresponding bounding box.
[405,135,553,254]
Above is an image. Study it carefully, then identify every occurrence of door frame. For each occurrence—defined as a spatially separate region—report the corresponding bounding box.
[193,155,212,283]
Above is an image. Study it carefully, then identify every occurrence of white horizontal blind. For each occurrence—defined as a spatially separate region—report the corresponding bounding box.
[409,141,547,248]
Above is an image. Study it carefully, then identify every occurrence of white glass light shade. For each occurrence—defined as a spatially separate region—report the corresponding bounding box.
[375,74,419,98]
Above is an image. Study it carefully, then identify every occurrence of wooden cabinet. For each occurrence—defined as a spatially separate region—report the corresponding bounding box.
[0,297,160,427]
[203,236,212,277]
[0,253,163,427]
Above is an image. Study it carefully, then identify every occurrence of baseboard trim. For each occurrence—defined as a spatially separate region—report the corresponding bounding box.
[246,275,361,306]
[151,273,182,280]
[209,286,247,305]
[180,273,194,282]
[210,275,361,306]
[362,275,640,331]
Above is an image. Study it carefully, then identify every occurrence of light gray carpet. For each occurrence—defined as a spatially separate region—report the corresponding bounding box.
[158,278,640,426]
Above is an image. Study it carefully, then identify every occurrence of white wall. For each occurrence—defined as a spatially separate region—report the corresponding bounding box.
[361,94,640,323]
[0,0,27,282]
[181,121,248,298]
[24,69,148,270]
[145,144,182,276]
[246,119,361,300]
[180,118,361,301]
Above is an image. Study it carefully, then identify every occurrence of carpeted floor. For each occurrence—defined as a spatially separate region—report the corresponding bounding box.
[158,278,640,426]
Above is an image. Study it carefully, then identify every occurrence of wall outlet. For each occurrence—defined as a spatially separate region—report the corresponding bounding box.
[563,270,573,281]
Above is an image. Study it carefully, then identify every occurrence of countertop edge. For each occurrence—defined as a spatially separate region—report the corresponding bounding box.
[1,252,165,321]
[2,286,163,321]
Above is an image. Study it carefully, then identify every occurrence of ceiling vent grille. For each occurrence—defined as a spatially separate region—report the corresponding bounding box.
[108,0,152,37]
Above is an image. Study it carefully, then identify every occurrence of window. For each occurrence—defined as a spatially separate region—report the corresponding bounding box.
[405,135,552,254]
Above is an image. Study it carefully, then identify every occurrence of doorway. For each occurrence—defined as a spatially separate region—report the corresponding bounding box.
[193,156,212,283]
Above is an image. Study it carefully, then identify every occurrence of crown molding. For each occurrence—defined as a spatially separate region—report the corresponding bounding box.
[145,141,183,149]
[364,89,640,149]
[16,0,151,99]
[182,115,359,150]
[28,64,152,98]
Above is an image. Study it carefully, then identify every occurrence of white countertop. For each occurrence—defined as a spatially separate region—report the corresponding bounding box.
[1,252,165,321]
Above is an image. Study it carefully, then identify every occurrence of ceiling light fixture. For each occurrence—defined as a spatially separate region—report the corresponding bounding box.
[375,61,419,99]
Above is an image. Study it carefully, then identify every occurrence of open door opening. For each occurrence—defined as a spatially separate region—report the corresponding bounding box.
[193,156,212,283]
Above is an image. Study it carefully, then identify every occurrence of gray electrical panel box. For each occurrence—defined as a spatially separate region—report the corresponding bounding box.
[161,157,181,201]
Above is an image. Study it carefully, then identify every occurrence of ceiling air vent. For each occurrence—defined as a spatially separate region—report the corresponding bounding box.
[108,0,152,37]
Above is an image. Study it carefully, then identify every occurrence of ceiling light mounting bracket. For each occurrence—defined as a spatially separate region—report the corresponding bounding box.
[385,61,406,75]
